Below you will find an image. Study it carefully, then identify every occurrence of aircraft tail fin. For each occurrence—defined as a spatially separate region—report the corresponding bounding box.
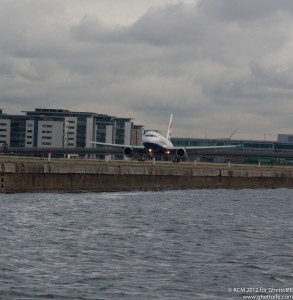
[166,113,173,141]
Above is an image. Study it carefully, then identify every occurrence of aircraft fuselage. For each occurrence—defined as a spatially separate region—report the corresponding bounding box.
[142,131,173,155]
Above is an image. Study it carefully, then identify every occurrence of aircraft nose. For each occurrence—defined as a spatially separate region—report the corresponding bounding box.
[143,136,152,142]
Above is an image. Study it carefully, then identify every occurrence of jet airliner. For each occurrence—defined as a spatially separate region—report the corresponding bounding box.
[90,114,240,162]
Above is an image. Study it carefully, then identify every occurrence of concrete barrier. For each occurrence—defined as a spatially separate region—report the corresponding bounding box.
[1,159,293,193]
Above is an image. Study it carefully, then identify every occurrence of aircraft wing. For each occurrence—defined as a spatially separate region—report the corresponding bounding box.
[166,144,241,152]
[182,144,241,150]
[89,141,145,150]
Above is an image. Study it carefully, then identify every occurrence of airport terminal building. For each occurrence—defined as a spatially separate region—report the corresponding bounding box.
[171,136,293,164]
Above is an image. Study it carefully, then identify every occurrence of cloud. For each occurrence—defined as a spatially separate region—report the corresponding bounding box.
[199,0,293,22]
[1,0,293,140]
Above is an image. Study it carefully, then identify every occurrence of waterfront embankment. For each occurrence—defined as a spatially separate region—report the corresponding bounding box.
[1,157,293,193]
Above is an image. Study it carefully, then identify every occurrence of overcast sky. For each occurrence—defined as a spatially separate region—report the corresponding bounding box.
[1,0,293,140]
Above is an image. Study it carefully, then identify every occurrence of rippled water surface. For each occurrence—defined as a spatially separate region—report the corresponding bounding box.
[0,189,292,299]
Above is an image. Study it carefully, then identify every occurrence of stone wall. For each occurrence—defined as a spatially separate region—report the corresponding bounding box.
[1,160,293,193]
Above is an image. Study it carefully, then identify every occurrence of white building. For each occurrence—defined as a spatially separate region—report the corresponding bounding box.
[0,109,143,157]
[38,120,64,148]
[0,119,11,146]
[278,134,293,143]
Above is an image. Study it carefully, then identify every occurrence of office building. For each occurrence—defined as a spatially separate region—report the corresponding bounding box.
[0,109,143,152]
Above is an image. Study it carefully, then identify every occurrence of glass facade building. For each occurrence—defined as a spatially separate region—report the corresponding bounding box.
[0,109,142,152]
[171,137,293,163]
[172,137,293,152]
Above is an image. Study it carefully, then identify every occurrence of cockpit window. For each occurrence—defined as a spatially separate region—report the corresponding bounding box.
[145,133,158,137]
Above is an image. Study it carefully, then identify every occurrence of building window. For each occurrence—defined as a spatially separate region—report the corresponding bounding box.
[42,124,52,128]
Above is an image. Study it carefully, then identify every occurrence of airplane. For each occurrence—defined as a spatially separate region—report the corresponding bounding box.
[90,114,240,162]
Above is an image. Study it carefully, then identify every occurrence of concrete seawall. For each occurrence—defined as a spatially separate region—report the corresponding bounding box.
[1,157,293,193]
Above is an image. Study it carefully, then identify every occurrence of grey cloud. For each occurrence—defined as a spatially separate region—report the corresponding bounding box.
[71,4,202,46]
[250,64,293,90]
[199,0,293,22]
[125,4,201,46]
[1,0,293,139]
[71,15,117,43]
[0,1,66,56]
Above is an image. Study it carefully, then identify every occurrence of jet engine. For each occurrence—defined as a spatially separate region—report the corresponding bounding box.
[123,147,134,158]
[176,148,187,159]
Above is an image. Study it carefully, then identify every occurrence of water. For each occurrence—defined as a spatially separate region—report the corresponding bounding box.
[0,189,292,299]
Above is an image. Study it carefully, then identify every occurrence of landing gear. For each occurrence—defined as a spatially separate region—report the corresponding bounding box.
[138,150,145,161]
[172,157,180,163]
